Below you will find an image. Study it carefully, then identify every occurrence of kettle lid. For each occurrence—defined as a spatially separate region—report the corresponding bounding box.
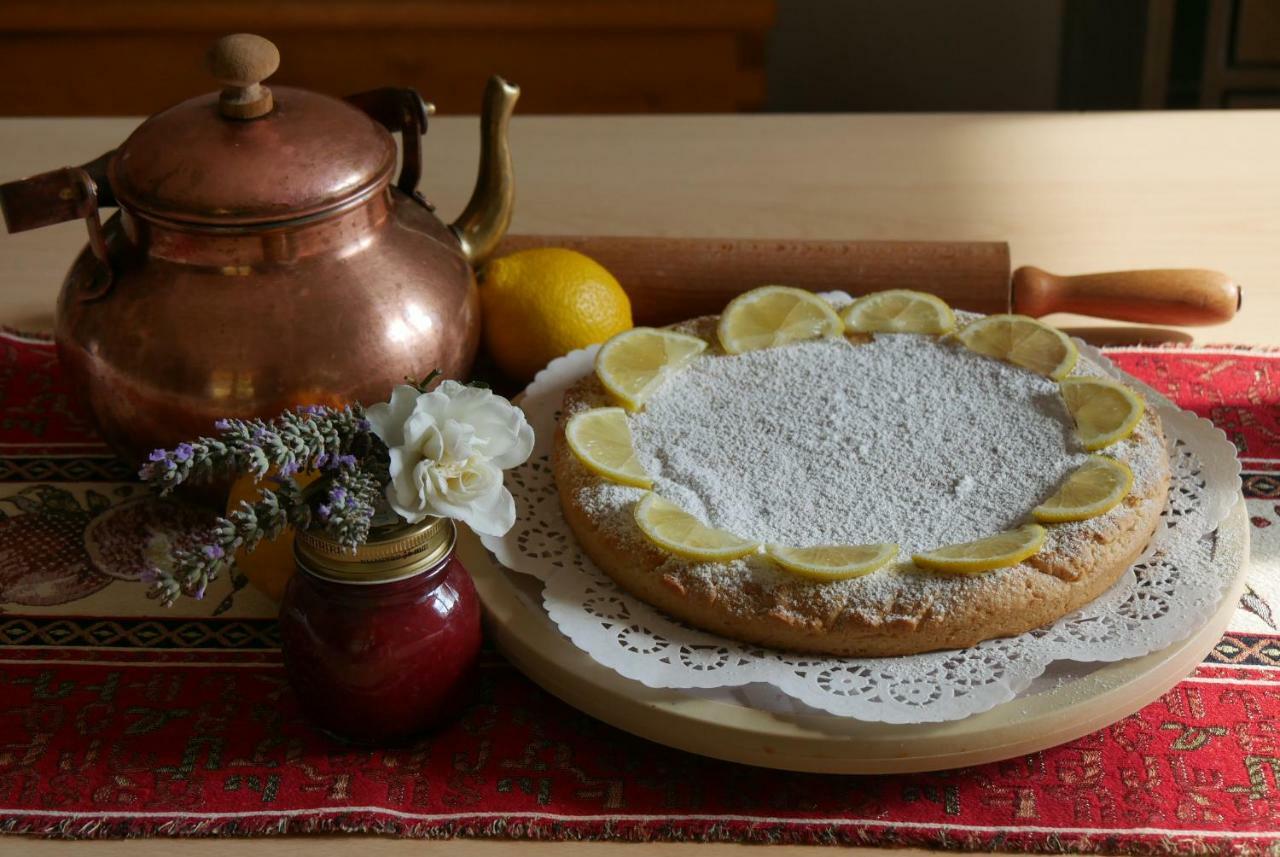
[109,34,396,226]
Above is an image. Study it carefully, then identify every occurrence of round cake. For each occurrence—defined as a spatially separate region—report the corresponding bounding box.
[553,292,1171,657]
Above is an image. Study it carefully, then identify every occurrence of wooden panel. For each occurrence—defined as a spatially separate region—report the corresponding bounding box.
[1201,0,1280,107]
[1235,0,1280,64]
[772,0,1065,112]
[1225,90,1280,106]
[0,0,773,116]
[1059,0,1146,110]
[1140,0,1176,107]
[1200,0,1232,107]
[2,0,776,31]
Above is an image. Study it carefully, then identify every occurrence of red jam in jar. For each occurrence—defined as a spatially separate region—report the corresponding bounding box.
[280,515,480,745]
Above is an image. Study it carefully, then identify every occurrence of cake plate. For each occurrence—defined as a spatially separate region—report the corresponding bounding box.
[464,497,1249,774]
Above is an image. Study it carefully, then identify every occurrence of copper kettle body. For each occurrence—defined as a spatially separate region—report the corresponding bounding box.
[0,34,519,464]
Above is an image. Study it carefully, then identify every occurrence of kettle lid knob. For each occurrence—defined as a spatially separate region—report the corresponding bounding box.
[207,33,279,120]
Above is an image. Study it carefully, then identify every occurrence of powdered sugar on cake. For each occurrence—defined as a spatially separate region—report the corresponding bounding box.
[569,324,1167,623]
[633,334,1080,552]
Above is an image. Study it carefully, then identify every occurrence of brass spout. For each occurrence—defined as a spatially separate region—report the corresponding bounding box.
[451,76,519,267]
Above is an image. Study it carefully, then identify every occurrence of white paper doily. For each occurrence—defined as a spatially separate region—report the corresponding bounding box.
[483,301,1242,724]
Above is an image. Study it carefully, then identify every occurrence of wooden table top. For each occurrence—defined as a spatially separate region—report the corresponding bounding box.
[3,110,1279,856]
[3,111,1279,345]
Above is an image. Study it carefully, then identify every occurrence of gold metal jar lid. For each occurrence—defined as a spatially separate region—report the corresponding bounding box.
[294,515,456,585]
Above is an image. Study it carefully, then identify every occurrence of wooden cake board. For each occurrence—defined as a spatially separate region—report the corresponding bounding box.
[463,498,1249,774]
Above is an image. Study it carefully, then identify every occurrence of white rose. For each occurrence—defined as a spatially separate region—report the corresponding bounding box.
[365,380,534,536]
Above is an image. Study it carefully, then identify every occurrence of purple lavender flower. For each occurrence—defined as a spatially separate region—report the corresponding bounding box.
[139,566,158,583]
[137,398,380,605]
[138,456,177,480]
[193,582,207,601]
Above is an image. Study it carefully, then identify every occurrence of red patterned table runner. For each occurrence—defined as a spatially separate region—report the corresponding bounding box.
[1,331,1279,853]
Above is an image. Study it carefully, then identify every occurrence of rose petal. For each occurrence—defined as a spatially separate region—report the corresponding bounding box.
[442,388,534,468]
[387,447,428,520]
[385,486,430,524]
[419,458,495,516]
[493,415,535,470]
[366,384,422,448]
[404,407,443,458]
[451,481,517,537]
[440,419,478,462]
[436,379,469,397]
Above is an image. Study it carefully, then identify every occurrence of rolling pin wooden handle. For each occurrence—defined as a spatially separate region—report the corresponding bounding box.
[1012,266,1241,326]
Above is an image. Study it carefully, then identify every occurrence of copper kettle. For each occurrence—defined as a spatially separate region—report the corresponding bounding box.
[0,34,518,464]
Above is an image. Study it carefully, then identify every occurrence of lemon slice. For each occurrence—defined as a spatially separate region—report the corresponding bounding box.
[912,524,1046,574]
[1033,455,1133,523]
[766,543,898,581]
[840,289,956,335]
[717,286,844,354]
[1058,376,1146,451]
[956,314,1078,380]
[633,493,760,562]
[595,328,708,411]
[564,407,652,488]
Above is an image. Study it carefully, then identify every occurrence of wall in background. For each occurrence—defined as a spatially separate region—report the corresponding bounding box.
[765,0,1280,113]
[0,0,1272,115]
[0,0,774,116]
[766,0,1065,112]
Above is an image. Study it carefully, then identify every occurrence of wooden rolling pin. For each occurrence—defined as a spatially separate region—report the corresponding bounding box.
[495,235,1240,327]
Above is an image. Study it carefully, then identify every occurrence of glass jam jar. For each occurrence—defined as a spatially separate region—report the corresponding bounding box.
[280,515,480,745]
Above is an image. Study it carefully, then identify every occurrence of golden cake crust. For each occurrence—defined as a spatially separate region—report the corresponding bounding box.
[553,316,1171,657]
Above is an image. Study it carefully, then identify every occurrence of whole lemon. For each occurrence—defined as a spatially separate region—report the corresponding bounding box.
[479,248,632,382]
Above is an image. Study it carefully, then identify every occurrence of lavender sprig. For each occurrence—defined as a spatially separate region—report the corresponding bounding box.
[138,405,374,494]
[145,479,312,606]
[318,465,385,550]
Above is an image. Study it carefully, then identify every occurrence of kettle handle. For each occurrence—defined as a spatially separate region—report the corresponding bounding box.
[0,151,116,297]
[345,88,431,205]
[0,149,115,232]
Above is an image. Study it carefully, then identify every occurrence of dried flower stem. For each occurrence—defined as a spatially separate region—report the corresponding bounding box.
[138,405,373,494]
[147,479,312,606]
[318,466,385,549]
